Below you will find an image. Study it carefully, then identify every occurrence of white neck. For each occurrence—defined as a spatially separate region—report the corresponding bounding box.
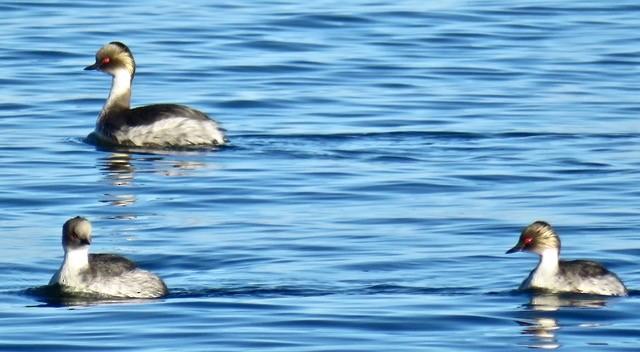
[101,68,132,115]
[63,246,90,269]
[536,248,560,274]
[519,248,561,290]
[50,245,90,285]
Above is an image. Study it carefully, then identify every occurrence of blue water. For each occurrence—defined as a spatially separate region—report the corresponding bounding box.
[1,0,639,350]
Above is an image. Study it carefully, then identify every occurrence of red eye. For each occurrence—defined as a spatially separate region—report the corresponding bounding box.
[524,237,533,245]
[72,232,78,239]
[103,57,111,64]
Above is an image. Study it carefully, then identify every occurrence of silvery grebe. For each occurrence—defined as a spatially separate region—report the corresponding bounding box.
[85,41,226,147]
[506,221,627,296]
[49,216,168,299]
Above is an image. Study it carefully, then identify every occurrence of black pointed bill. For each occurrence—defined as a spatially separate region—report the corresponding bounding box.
[84,62,101,71]
[505,243,523,254]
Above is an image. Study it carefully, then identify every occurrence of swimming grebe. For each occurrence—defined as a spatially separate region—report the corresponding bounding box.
[84,41,226,147]
[506,221,627,296]
[49,217,168,299]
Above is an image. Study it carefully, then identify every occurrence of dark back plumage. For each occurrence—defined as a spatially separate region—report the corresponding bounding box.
[88,253,138,277]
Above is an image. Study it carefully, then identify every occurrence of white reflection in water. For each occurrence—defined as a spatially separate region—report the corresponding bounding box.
[515,293,610,350]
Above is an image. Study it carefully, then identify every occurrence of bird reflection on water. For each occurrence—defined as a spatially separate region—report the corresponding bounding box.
[513,291,615,350]
[97,152,214,207]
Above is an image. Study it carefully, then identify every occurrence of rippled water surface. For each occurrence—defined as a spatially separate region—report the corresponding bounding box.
[1,1,640,351]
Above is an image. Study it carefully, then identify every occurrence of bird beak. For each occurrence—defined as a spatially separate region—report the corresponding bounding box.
[84,61,101,71]
[505,243,523,254]
[80,239,91,246]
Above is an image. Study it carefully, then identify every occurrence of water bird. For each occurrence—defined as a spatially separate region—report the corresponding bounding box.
[85,41,226,147]
[505,221,627,296]
[49,216,168,299]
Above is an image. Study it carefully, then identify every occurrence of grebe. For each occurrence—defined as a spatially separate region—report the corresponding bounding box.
[506,221,627,296]
[49,216,168,299]
[85,41,226,147]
